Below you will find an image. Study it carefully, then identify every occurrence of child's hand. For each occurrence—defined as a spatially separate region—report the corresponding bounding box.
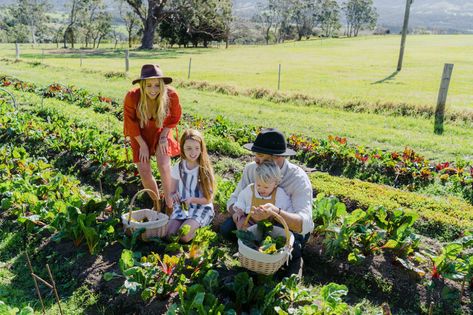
[171,192,180,203]
[183,197,194,208]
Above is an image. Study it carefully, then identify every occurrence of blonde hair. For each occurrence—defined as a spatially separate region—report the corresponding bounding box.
[137,79,169,128]
[255,160,282,185]
[179,129,215,201]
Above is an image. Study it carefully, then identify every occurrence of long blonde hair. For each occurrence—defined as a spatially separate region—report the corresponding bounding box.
[179,129,215,201]
[137,79,169,128]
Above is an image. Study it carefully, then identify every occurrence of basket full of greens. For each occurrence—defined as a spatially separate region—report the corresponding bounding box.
[236,211,294,275]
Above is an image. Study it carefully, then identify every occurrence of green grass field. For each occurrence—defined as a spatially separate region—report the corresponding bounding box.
[2,35,473,110]
[1,35,473,162]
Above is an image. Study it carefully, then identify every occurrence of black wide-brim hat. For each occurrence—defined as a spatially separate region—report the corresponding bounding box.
[132,64,172,85]
[243,128,296,156]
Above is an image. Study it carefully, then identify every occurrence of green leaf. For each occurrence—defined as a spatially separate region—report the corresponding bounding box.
[348,251,365,265]
[203,270,219,293]
[120,249,135,272]
[344,209,366,226]
[103,272,118,281]
[18,306,35,315]
[444,243,463,259]
[141,287,155,301]
[382,239,399,249]
[190,292,205,309]
[320,283,348,310]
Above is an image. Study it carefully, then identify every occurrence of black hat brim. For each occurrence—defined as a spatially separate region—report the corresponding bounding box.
[243,142,296,156]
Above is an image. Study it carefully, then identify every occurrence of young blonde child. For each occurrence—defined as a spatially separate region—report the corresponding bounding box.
[232,160,292,230]
[167,129,216,242]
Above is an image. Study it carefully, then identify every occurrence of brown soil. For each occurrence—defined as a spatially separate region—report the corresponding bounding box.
[303,234,472,315]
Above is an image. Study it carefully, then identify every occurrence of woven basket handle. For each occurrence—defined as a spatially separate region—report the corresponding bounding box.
[243,207,291,248]
[127,189,160,224]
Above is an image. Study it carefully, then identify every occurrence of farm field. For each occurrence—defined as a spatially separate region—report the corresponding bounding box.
[1,35,473,110]
[1,36,473,315]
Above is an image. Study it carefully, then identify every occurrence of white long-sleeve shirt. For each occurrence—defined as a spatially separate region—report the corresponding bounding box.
[228,160,314,235]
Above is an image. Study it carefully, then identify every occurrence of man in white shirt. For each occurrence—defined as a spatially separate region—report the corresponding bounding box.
[220,128,314,277]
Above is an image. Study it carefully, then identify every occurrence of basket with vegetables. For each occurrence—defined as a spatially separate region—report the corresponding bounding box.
[121,189,169,241]
[236,211,294,275]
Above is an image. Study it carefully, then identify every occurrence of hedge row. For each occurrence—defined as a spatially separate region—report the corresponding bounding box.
[310,172,473,241]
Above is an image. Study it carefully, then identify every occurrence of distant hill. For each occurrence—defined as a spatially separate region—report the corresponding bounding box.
[233,0,473,34]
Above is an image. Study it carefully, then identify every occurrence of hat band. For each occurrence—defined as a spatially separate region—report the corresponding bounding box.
[251,144,286,155]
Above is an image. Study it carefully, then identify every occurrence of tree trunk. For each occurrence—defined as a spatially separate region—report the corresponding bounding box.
[141,18,157,49]
[63,29,68,48]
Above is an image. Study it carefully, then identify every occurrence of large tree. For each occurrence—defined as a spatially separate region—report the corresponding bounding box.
[1,0,50,44]
[343,0,377,37]
[125,0,168,49]
[253,0,279,45]
[159,0,231,48]
[64,0,88,48]
[79,0,112,48]
[314,0,341,37]
[291,0,315,40]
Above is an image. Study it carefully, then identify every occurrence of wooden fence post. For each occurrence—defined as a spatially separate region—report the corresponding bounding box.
[15,43,20,61]
[125,50,129,73]
[434,63,454,135]
[188,57,192,79]
[278,64,281,91]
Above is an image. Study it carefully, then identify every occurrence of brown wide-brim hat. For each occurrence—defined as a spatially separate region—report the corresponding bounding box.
[132,64,173,85]
[243,128,296,156]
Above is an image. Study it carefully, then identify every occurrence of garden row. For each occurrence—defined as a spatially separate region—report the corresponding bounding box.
[2,74,473,207]
[2,79,473,241]
[1,97,471,313]
[2,130,467,313]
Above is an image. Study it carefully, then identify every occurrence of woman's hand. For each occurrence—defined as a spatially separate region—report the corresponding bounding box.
[158,136,168,156]
[139,143,150,163]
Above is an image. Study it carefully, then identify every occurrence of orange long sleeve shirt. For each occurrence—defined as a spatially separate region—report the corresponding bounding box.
[123,86,182,162]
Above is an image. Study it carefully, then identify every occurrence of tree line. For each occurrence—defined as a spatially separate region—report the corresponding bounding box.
[254,0,377,44]
[0,0,377,49]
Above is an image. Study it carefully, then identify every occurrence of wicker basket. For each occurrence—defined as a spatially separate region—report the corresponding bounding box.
[238,211,294,275]
[121,189,169,241]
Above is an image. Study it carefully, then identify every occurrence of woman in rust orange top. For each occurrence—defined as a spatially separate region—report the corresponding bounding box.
[124,64,182,208]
